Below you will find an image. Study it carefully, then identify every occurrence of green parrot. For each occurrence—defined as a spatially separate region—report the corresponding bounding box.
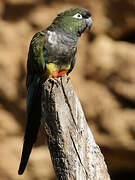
[18,8,92,175]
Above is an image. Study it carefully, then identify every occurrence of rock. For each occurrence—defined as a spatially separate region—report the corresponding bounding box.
[30,147,55,179]
[0,0,4,17]
[5,0,37,5]
[106,0,135,39]
[27,4,75,29]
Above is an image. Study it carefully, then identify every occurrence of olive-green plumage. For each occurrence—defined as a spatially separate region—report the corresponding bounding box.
[18,8,92,175]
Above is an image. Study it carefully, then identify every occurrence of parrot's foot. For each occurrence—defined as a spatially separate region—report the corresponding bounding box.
[48,78,60,87]
[67,76,70,83]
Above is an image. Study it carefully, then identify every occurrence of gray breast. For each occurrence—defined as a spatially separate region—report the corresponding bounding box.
[45,30,77,64]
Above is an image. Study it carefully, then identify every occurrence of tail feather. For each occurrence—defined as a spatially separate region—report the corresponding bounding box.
[18,75,41,175]
[18,140,33,175]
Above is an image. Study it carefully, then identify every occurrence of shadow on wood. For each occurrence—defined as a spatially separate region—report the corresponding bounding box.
[41,75,110,180]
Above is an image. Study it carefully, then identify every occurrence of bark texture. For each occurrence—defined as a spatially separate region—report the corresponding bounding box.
[41,75,110,180]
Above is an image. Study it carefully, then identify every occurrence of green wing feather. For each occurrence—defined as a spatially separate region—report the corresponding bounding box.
[18,31,46,175]
[26,31,46,88]
[67,50,77,75]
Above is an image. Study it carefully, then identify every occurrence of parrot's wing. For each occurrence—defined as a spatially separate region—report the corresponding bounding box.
[26,31,46,88]
[67,49,77,75]
[18,31,46,175]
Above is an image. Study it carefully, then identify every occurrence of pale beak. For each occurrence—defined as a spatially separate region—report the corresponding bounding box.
[85,17,92,30]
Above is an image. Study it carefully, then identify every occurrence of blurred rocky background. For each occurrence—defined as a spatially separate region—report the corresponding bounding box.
[0,0,135,179]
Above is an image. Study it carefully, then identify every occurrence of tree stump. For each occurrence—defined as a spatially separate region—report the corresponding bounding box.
[41,75,111,180]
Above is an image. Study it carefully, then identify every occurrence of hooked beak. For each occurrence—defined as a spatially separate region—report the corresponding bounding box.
[85,17,92,30]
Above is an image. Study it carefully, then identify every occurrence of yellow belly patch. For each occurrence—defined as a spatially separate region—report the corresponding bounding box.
[45,63,70,78]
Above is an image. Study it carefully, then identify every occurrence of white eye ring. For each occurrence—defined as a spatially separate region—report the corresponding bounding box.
[73,13,82,19]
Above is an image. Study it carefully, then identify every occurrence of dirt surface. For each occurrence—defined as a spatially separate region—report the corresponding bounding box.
[0,0,135,179]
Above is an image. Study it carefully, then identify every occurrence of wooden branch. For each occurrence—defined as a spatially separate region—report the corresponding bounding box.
[41,75,111,180]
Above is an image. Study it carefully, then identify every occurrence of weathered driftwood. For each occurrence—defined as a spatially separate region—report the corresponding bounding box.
[41,75,110,180]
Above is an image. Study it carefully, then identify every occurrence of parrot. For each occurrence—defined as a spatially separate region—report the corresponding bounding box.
[18,7,92,175]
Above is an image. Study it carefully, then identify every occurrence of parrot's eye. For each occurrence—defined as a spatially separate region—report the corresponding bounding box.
[73,13,82,19]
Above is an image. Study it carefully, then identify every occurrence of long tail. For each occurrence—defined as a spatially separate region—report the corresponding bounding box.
[18,140,35,174]
[18,75,41,175]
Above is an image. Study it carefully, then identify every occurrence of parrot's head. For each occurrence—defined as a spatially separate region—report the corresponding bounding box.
[51,8,92,37]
